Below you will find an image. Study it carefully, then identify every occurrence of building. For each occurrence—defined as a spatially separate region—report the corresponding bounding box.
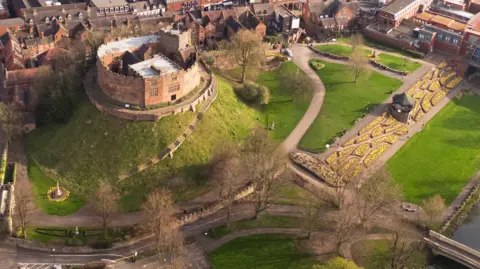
[272,5,299,33]
[376,0,428,27]
[96,33,201,108]
[303,0,360,36]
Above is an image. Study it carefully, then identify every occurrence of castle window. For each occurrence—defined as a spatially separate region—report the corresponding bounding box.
[150,88,158,96]
[168,83,180,93]
[171,94,177,101]
[172,76,177,81]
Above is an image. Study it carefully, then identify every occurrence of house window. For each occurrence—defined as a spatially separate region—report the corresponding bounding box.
[453,39,459,44]
[101,9,105,13]
[115,6,119,12]
[419,34,424,39]
[110,7,114,12]
[150,88,158,96]
[445,36,451,42]
[168,84,180,93]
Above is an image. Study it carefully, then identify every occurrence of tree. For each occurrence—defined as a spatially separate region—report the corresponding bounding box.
[0,101,22,144]
[300,194,330,239]
[422,194,445,228]
[331,203,361,254]
[84,31,105,58]
[162,228,186,269]
[348,34,364,53]
[142,188,176,253]
[92,182,120,239]
[281,66,313,101]
[241,128,287,218]
[354,168,402,227]
[314,257,362,269]
[14,188,31,239]
[382,226,426,269]
[221,30,266,83]
[209,142,241,227]
[349,50,369,83]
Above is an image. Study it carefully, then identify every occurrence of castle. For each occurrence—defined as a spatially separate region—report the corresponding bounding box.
[96,28,201,108]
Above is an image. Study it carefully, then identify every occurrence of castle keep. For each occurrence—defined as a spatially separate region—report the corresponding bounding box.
[96,30,200,108]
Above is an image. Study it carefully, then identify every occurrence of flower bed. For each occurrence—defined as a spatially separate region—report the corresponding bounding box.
[355,134,370,144]
[440,71,455,85]
[363,143,389,167]
[372,135,397,147]
[422,70,433,80]
[47,187,70,202]
[343,137,355,147]
[412,90,425,100]
[359,116,384,135]
[420,80,430,89]
[446,77,462,89]
[353,143,371,156]
[290,153,342,186]
[428,80,440,92]
[326,153,338,164]
[338,157,360,177]
[385,122,404,133]
[433,68,439,79]
[309,60,325,71]
[371,126,384,138]
[382,115,398,126]
[438,61,447,69]
[394,126,408,136]
[421,91,433,112]
[431,90,447,106]
[414,109,425,122]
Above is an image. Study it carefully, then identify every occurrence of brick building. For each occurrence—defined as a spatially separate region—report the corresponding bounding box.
[376,0,428,27]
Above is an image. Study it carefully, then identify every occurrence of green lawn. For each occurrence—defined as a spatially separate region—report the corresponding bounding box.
[257,62,313,141]
[376,54,421,73]
[387,95,480,205]
[298,60,402,153]
[24,226,131,245]
[314,44,371,57]
[209,234,318,269]
[277,182,314,206]
[27,77,264,214]
[351,240,389,269]
[207,215,300,239]
[27,159,85,216]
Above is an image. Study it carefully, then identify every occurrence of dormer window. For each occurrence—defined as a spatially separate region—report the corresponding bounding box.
[29,19,33,25]
[67,14,71,19]
[45,17,50,23]
[152,4,156,9]
[120,6,124,11]
[115,6,119,12]
[125,6,129,11]
[110,7,114,12]
[79,13,83,19]
[59,16,63,22]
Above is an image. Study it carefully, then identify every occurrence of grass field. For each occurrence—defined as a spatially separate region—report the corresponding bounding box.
[277,182,314,206]
[351,239,389,269]
[24,226,131,244]
[28,159,85,216]
[27,77,264,213]
[388,95,480,204]
[376,54,421,73]
[209,234,318,269]
[314,44,372,57]
[298,60,402,153]
[257,62,313,141]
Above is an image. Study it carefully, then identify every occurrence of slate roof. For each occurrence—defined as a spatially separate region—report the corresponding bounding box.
[393,92,414,107]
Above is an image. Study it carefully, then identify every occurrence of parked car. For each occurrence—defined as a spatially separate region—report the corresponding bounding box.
[282,48,293,59]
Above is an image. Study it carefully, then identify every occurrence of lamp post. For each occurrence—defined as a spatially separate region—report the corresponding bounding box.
[52,248,56,265]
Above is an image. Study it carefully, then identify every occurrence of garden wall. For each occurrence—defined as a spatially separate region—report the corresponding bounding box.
[369,59,408,76]
[307,44,350,61]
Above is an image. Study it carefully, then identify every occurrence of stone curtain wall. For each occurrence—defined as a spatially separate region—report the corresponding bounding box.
[183,61,200,95]
[96,60,145,106]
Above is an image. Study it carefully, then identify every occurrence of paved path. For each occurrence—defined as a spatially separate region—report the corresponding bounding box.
[281,44,326,153]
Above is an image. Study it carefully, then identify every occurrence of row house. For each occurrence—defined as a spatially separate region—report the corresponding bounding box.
[251,3,299,33]
[376,0,429,27]
[303,0,360,35]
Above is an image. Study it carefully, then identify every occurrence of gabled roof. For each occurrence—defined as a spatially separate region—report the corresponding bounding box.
[393,92,414,107]
[121,51,141,75]
[0,18,25,27]
[252,3,275,16]
[37,47,70,66]
[226,16,242,32]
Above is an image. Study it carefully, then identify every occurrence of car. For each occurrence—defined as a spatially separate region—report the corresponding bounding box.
[282,48,293,58]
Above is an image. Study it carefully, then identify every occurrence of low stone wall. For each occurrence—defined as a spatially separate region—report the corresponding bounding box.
[369,59,408,76]
[440,185,480,235]
[290,152,343,187]
[307,44,350,61]
[7,180,255,253]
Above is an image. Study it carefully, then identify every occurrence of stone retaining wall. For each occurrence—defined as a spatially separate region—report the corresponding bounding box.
[369,59,408,76]
[307,44,350,61]
[440,185,480,235]
[7,181,255,253]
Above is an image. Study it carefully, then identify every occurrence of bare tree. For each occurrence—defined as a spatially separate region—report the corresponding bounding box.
[209,142,241,227]
[354,168,403,227]
[162,228,186,269]
[300,194,330,239]
[331,203,361,254]
[422,194,446,228]
[0,102,22,144]
[281,66,313,101]
[385,226,426,269]
[142,188,176,253]
[241,128,287,218]
[221,30,266,83]
[84,31,105,58]
[349,50,369,83]
[14,188,31,239]
[92,182,120,239]
[348,33,364,53]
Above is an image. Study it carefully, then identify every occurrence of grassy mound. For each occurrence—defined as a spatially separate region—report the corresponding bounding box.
[209,234,318,269]
[27,77,264,213]
[299,60,402,153]
[388,95,480,204]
